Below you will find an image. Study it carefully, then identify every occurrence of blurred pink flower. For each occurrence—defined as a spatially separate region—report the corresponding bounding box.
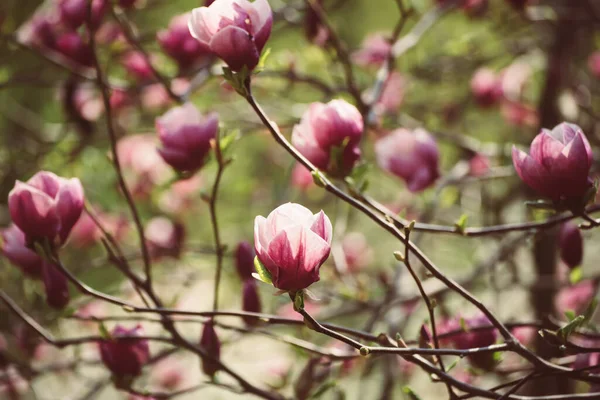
[158,13,211,69]
[145,217,185,259]
[556,280,596,315]
[501,101,538,127]
[159,175,203,214]
[468,153,490,177]
[122,51,155,82]
[470,68,502,107]
[99,325,150,377]
[1,224,43,278]
[152,359,186,390]
[352,33,391,67]
[374,71,405,114]
[290,163,314,191]
[341,232,373,273]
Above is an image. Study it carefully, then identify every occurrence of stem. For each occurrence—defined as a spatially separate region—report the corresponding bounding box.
[209,134,226,312]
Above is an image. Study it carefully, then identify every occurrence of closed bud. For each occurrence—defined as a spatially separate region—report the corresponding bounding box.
[470,68,502,107]
[59,0,107,29]
[158,14,211,69]
[8,171,85,246]
[1,224,43,278]
[292,99,364,177]
[122,52,155,82]
[188,0,273,72]
[145,217,185,259]
[254,203,332,292]
[242,280,261,326]
[235,241,255,280]
[99,325,150,377]
[56,32,94,67]
[155,103,218,173]
[41,262,70,309]
[199,320,221,377]
[589,52,600,79]
[559,222,583,269]
[375,128,440,192]
[512,123,593,202]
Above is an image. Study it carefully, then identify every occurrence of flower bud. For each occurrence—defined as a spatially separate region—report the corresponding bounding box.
[254,203,332,292]
[1,224,43,278]
[501,101,538,127]
[8,171,85,246]
[512,123,593,202]
[291,99,364,177]
[468,153,490,177]
[199,320,220,377]
[352,34,391,67]
[589,52,600,79]
[99,325,150,377]
[122,52,155,82]
[158,14,210,69]
[559,222,583,269]
[375,128,440,192]
[56,32,94,67]
[155,103,218,173]
[470,68,502,107]
[41,262,70,309]
[242,280,261,326]
[145,217,185,259]
[556,280,596,315]
[304,0,328,46]
[188,0,273,72]
[290,163,314,191]
[235,241,255,280]
[59,0,107,30]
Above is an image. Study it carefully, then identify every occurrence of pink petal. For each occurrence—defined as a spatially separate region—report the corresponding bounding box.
[310,210,332,244]
[209,25,259,71]
[56,178,85,243]
[188,7,214,45]
[27,171,62,198]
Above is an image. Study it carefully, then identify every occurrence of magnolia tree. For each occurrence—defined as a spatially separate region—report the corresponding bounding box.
[1,0,600,399]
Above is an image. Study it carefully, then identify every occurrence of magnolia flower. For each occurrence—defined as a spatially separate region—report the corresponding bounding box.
[99,325,150,377]
[254,203,332,291]
[8,171,84,245]
[512,123,593,201]
[559,222,583,269]
[375,128,440,192]
[188,0,273,71]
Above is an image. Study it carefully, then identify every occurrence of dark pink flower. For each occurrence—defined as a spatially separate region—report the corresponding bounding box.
[8,171,84,245]
[199,320,221,377]
[254,203,332,292]
[470,68,502,107]
[235,241,255,280]
[145,217,185,259]
[188,0,273,72]
[158,13,211,69]
[291,99,364,177]
[559,222,583,269]
[156,103,218,173]
[556,280,596,315]
[375,128,440,192]
[242,280,262,326]
[512,123,593,201]
[41,262,70,309]
[1,224,43,278]
[589,52,600,79]
[443,315,497,370]
[352,34,391,67]
[99,325,150,377]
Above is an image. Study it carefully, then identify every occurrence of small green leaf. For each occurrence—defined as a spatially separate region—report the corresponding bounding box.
[219,129,238,155]
[454,214,468,235]
[402,386,424,400]
[311,170,326,188]
[569,267,582,284]
[293,290,305,312]
[564,310,576,322]
[254,48,271,74]
[253,256,273,285]
[99,322,111,339]
[446,359,460,372]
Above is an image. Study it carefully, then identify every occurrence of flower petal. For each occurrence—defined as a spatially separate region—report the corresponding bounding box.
[209,25,259,71]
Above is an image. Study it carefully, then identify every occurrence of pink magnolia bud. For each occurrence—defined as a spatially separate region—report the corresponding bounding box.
[235,241,255,280]
[556,280,596,315]
[375,128,440,192]
[155,103,218,173]
[589,52,600,79]
[352,34,391,67]
[291,163,314,191]
[291,99,364,177]
[242,280,262,326]
[512,123,593,201]
[122,52,155,82]
[145,217,185,259]
[8,171,85,245]
[468,153,490,177]
[559,222,583,269]
[109,89,132,112]
[158,14,210,69]
[59,0,107,29]
[1,224,43,278]
[99,325,150,377]
[199,320,221,377]
[254,203,332,292]
[152,360,185,390]
[470,68,502,107]
[41,262,70,309]
[56,32,94,67]
[188,0,273,72]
